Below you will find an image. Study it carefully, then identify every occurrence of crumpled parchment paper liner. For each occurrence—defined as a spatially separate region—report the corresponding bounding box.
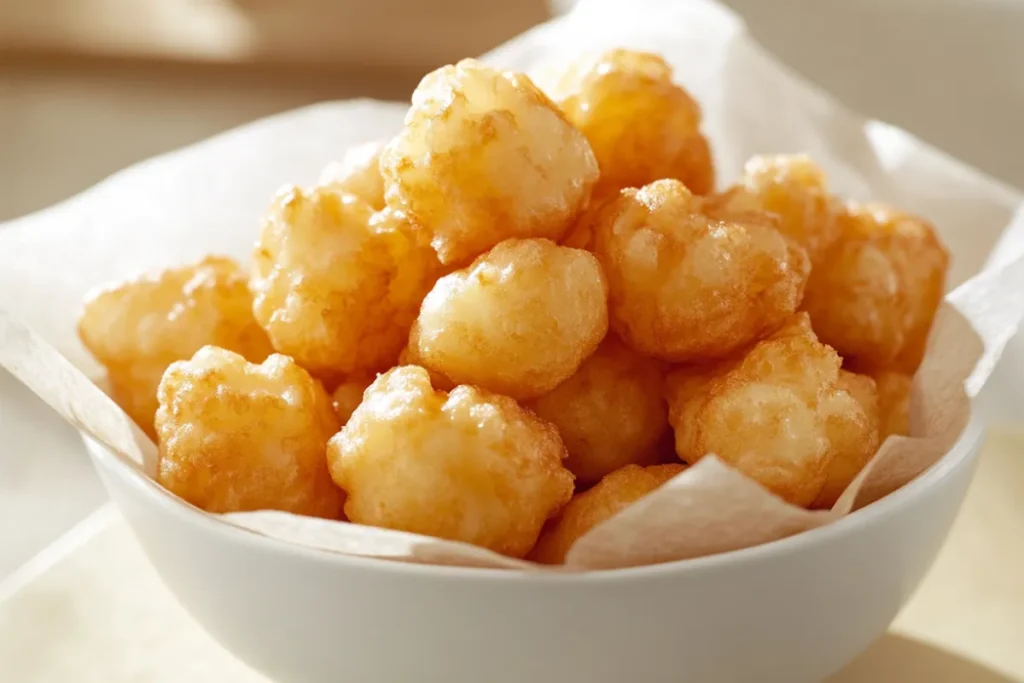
[0,310,157,476]
[2,0,1024,572]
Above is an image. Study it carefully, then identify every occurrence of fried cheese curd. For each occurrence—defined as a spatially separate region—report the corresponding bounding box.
[802,202,949,373]
[330,377,373,425]
[327,366,574,558]
[531,463,685,564]
[666,314,874,507]
[811,370,881,509]
[78,255,273,436]
[709,155,841,264]
[553,49,715,196]
[251,186,443,381]
[528,336,669,485]
[409,238,608,401]
[381,59,599,266]
[318,140,386,209]
[874,370,912,440]
[155,347,344,517]
[591,179,810,363]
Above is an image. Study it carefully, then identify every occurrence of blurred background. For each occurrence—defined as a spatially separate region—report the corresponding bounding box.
[2,0,1023,222]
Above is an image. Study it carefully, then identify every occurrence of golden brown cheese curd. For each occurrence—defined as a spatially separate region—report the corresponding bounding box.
[553,48,715,196]
[408,238,608,401]
[590,179,810,363]
[78,255,273,437]
[709,155,840,264]
[874,370,912,440]
[327,366,574,558]
[331,377,373,425]
[318,140,387,210]
[155,347,344,517]
[380,59,599,266]
[666,314,873,507]
[250,187,443,381]
[811,370,881,509]
[802,202,949,373]
[531,463,685,565]
[528,336,669,485]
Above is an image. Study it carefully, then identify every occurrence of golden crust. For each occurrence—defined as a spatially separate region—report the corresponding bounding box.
[666,313,871,507]
[318,140,387,210]
[250,186,443,381]
[155,347,344,517]
[708,155,841,264]
[78,255,273,437]
[554,49,715,196]
[802,202,949,373]
[591,179,810,363]
[381,59,599,265]
[331,377,373,425]
[811,370,881,509]
[409,238,609,400]
[530,463,685,564]
[874,370,912,440]
[327,366,575,557]
[528,336,669,484]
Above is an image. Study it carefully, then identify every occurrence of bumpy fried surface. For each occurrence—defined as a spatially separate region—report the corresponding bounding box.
[155,347,343,517]
[666,314,871,506]
[251,186,443,381]
[528,336,669,484]
[327,366,574,557]
[708,155,840,264]
[874,370,912,440]
[530,463,685,564]
[811,370,881,509]
[591,179,810,363]
[331,377,373,425]
[802,202,949,373]
[318,140,386,209]
[409,238,608,400]
[78,255,273,436]
[560,191,618,251]
[381,59,599,265]
[553,49,714,196]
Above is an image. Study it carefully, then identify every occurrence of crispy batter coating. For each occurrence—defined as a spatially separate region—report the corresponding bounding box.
[802,202,949,373]
[397,344,456,391]
[530,463,685,564]
[318,140,386,209]
[553,49,715,196]
[811,370,881,509]
[874,370,912,440]
[331,377,373,425]
[409,238,608,400]
[528,336,669,485]
[666,314,870,506]
[251,186,443,381]
[591,179,810,363]
[560,191,618,252]
[708,155,840,264]
[155,347,344,517]
[327,366,575,557]
[381,59,599,265]
[78,255,273,436]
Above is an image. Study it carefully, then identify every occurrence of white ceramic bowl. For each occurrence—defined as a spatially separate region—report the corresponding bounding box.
[85,418,984,683]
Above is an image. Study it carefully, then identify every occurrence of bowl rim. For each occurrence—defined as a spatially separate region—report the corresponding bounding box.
[85,413,985,584]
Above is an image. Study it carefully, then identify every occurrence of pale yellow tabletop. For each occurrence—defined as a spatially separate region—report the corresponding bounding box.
[1,429,1021,682]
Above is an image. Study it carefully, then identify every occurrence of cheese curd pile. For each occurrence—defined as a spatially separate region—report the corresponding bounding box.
[78,49,949,561]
